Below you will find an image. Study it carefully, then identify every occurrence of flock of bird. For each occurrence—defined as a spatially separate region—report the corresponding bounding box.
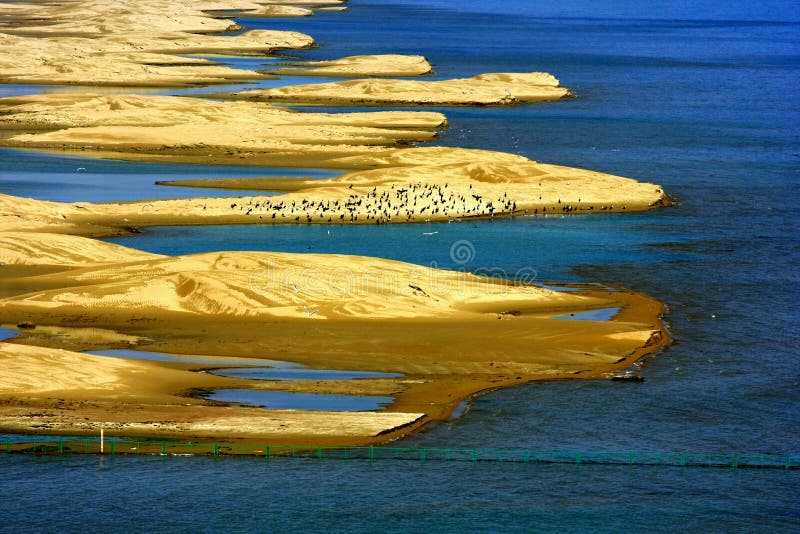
[218,182,619,224]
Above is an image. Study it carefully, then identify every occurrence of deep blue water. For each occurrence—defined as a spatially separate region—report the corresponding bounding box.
[2,0,800,531]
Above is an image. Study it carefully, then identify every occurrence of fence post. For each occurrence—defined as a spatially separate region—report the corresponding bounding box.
[110,441,116,455]
[265,446,270,460]
[731,455,739,469]
[161,443,168,456]
[213,444,220,457]
[317,447,322,459]
[368,446,374,462]
[575,452,582,465]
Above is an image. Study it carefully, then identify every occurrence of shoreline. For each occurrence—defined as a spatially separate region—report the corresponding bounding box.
[0,0,673,445]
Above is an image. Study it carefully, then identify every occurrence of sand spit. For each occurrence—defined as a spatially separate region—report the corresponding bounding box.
[0,93,456,167]
[0,159,666,235]
[0,0,673,445]
[214,72,573,106]
[0,93,447,131]
[0,343,424,441]
[0,0,328,87]
[0,239,668,443]
[264,54,434,77]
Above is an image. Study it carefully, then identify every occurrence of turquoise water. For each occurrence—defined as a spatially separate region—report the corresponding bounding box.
[2,0,799,531]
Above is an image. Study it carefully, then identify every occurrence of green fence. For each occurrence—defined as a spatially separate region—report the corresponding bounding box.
[2,436,798,470]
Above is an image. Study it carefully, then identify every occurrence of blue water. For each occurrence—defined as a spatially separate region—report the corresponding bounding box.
[204,389,394,411]
[2,0,799,530]
[211,366,403,381]
[85,349,283,367]
[0,326,18,341]
[87,349,402,381]
[554,307,621,321]
[0,148,339,203]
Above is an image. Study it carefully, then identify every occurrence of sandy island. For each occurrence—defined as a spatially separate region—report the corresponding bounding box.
[0,0,672,448]
[263,54,434,77]
[212,72,573,106]
[0,233,668,444]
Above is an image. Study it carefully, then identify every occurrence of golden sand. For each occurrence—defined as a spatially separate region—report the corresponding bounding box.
[214,72,573,106]
[0,0,672,446]
[0,0,325,87]
[0,236,667,443]
[0,161,665,235]
[264,54,434,77]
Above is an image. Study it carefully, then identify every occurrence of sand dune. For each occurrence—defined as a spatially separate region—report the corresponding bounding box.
[216,72,573,106]
[0,232,164,265]
[0,0,320,87]
[0,239,667,444]
[0,249,606,319]
[0,158,666,236]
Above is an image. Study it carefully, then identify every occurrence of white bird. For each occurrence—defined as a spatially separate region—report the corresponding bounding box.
[423,231,438,236]
[289,282,299,293]
[303,305,318,317]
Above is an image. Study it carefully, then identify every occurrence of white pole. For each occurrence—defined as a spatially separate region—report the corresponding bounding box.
[100,427,104,454]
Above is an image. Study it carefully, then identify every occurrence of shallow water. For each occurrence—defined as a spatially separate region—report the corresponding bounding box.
[0,326,18,341]
[2,0,799,529]
[0,148,339,203]
[554,307,621,321]
[204,389,394,411]
[87,349,402,381]
[85,348,283,367]
[210,366,403,381]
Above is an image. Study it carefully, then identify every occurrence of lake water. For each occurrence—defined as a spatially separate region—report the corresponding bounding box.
[1,0,799,531]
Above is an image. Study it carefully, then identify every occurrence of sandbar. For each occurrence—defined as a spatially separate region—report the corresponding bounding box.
[263,54,434,77]
[213,72,573,106]
[0,0,673,447]
[0,235,668,444]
